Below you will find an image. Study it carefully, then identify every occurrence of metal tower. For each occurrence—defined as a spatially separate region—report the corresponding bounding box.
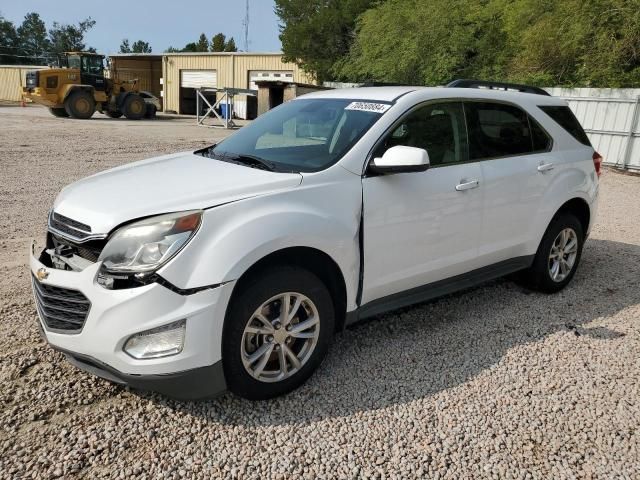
[243,0,250,52]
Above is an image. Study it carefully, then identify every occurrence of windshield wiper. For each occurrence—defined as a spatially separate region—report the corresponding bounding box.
[203,150,276,172]
[226,154,277,172]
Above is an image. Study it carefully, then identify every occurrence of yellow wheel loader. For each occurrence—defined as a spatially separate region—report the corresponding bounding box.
[23,52,147,120]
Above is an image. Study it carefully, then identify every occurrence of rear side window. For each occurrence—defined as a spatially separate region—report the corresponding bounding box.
[539,105,591,146]
[465,102,534,160]
[530,116,553,152]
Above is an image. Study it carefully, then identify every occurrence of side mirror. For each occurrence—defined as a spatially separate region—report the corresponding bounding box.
[370,145,430,174]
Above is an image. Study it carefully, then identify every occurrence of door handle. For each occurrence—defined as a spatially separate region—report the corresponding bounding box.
[455,179,479,191]
[537,162,554,173]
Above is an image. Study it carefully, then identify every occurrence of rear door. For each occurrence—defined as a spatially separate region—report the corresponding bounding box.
[464,101,554,266]
[361,101,483,304]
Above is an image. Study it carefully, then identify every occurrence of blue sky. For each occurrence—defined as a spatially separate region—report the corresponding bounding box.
[0,0,282,54]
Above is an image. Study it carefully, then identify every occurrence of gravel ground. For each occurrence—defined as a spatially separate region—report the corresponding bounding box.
[1,106,639,479]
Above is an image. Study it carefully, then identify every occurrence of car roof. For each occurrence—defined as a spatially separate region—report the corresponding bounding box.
[298,86,566,106]
[300,86,420,102]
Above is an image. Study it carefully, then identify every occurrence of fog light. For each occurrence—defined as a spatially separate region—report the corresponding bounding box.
[123,320,186,359]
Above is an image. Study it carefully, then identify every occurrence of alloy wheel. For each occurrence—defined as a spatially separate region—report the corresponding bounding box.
[241,292,320,383]
[548,228,578,282]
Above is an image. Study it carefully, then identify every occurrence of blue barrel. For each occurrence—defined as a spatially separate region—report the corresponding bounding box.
[220,103,232,119]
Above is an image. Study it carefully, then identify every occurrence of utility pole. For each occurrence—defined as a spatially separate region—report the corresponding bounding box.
[243,0,250,52]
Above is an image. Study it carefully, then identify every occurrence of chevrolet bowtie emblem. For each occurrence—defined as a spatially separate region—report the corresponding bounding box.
[36,268,49,282]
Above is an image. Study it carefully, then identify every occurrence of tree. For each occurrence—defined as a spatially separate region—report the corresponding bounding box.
[196,33,209,52]
[211,33,226,52]
[182,42,198,52]
[49,17,96,55]
[17,12,50,63]
[131,40,151,53]
[223,37,237,52]
[0,15,19,64]
[274,0,376,82]
[119,38,131,53]
[335,0,640,87]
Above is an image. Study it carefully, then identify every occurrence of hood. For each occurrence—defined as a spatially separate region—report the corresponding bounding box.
[53,150,303,234]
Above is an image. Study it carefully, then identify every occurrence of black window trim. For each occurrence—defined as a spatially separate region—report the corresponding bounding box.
[537,104,591,147]
[364,97,554,176]
[462,99,554,162]
[364,98,475,177]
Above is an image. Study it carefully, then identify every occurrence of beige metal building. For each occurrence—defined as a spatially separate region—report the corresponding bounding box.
[110,52,315,116]
[0,65,47,102]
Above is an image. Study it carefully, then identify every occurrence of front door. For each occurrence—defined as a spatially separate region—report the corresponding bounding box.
[80,55,106,91]
[361,101,483,305]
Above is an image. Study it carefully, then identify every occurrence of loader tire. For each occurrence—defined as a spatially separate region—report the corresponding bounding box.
[48,107,69,118]
[122,94,146,120]
[105,110,123,118]
[64,90,95,119]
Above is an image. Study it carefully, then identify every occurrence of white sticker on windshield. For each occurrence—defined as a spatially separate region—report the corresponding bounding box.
[345,102,391,114]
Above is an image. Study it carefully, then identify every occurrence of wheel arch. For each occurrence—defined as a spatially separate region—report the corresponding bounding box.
[116,91,139,109]
[552,197,591,238]
[62,85,95,101]
[230,246,348,332]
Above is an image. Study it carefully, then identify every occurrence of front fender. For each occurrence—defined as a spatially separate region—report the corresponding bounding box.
[158,178,362,309]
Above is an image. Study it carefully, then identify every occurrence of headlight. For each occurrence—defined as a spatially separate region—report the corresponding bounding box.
[98,210,202,274]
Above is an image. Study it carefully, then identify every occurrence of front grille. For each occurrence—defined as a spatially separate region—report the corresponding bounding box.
[32,275,91,332]
[51,234,104,263]
[26,71,39,88]
[49,212,93,240]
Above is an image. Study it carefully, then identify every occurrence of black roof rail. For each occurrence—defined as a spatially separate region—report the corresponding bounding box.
[446,79,551,96]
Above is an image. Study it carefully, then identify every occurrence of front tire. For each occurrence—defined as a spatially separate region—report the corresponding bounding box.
[145,105,157,118]
[522,213,584,293]
[223,266,335,400]
[64,90,95,119]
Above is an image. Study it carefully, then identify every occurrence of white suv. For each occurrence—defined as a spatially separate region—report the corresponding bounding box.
[30,81,600,400]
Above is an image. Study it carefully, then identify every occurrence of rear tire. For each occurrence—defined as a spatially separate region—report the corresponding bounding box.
[48,107,69,118]
[64,90,95,119]
[223,266,335,400]
[521,213,584,293]
[105,110,123,118]
[145,105,157,118]
[122,94,146,120]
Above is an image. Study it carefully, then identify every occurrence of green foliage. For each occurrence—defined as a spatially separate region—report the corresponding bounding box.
[211,33,226,52]
[279,0,640,87]
[48,18,96,54]
[131,40,152,53]
[275,0,376,82]
[16,12,50,63]
[119,39,131,53]
[224,37,237,52]
[0,14,19,64]
[196,33,209,52]
[166,32,236,53]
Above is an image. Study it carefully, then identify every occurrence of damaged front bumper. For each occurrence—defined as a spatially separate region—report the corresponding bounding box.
[29,242,232,400]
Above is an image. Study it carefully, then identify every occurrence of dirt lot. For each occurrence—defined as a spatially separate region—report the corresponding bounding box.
[1,106,639,479]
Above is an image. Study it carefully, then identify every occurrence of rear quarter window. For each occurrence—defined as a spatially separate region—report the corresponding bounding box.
[539,105,591,146]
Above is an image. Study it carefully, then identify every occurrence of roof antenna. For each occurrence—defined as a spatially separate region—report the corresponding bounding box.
[243,0,250,52]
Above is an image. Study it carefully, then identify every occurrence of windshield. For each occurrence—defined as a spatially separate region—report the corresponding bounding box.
[211,99,389,172]
[67,55,81,69]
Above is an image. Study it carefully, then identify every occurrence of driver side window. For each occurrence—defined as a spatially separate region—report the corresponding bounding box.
[375,102,468,167]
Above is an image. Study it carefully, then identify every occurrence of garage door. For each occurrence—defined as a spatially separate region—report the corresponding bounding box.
[249,70,294,90]
[180,70,217,89]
